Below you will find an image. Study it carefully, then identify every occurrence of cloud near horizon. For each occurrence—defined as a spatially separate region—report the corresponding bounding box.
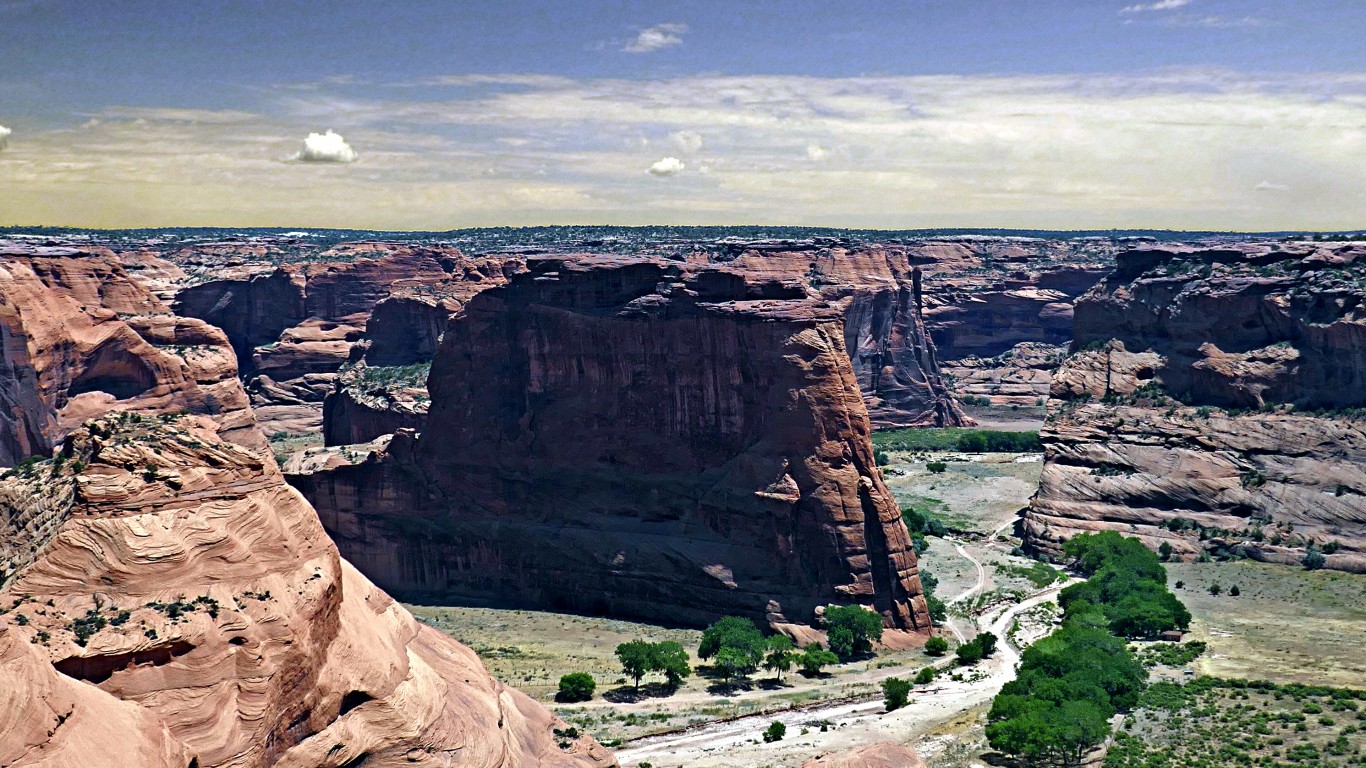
[288,129,358,163]
[623,23,687,53]
[647,156,685,176]
[0,71,1362,230]
[0,125,10,150]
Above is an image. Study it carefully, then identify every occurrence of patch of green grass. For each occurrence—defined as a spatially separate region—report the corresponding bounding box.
[872,428,1041,453]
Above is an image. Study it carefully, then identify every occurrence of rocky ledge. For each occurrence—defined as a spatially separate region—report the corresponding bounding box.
[1024,243,1366,572]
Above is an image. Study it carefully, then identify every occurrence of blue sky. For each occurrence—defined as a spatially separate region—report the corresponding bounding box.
[0,0,1362,229]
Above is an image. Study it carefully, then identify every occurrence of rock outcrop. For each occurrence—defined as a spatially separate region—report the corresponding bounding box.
[0,415,614,768]
[0,245,264,465]
[1025,243,1366,572]
[292,257,932,631]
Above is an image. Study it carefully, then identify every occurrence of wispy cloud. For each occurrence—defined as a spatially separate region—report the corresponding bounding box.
[1255,181,1290,192]
[3,71,1364,230]
[1163,14,1270,28]
[0,125,10,150]
[1121,0,1192,12]
[623,23,687,53]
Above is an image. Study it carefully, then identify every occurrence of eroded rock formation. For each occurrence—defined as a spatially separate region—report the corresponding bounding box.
[292,257,932,631]
[0,245,264,465]
[1025,243,1366,572]
[0,415,614,768]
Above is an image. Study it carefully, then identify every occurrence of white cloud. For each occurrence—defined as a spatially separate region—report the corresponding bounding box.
[1165,14,1269,28]
[1255,181,1290,193]
[670,130,703,153]
[624,23,687,53]
[647,156,685,176]
[806,142,827,161]
[0,125,10,150]
[288,129,358,163]
[1121,0,1192,12]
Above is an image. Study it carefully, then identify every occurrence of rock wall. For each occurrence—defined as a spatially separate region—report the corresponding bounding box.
[292,257,932,631]
[1024,243,1366,572]
[0,416,614,768]
[0,245,264,464]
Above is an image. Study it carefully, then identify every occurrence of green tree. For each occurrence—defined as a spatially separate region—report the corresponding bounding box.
[1303,548,1327,570]
[763,635,796,681]
[556,673,596,703]
[616,641,655,689]
[883,677,911,712]
[1158,541,1173,561]
[699,616,766,663]
[924,636,949,656]
[797,646,839,676]
[824,605,884,661]
[976,631,998,658]
[926,461,947,473]
[652,641,692,688]
[914,666,936,685]
[956,638,985,665]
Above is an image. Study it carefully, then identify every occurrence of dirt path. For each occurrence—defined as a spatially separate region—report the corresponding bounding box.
[616,540,1070,768]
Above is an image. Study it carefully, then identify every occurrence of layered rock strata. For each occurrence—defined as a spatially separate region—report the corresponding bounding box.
[0,416,614,767]
[1024,243,1366,572]
[0,245,264,465]
[292,257,932,631]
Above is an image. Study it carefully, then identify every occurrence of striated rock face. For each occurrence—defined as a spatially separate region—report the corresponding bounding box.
[942,341,1065,406]
[1025,243,1366,572]
[293,257,932,631]
[0,246,264,465]
[718,245,966,428]
[0,416,614,768]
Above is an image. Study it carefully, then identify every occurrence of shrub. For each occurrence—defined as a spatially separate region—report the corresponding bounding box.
[1302,549,1327,570]
[915,666,937,685]
[883,677,912,711]
[926,461,947,474]
[925,636,949,656]
[556,673,595,702]
[762,721,786,743]
[956,639,985,665]
[873,448,890,466]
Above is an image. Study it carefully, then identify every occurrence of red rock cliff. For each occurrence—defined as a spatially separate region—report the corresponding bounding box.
[1025,243,1366,572]
[0,245,264,464]
[292,257,932,631]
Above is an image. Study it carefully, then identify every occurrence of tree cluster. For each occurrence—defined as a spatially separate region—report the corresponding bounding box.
[1058,531,1191,639]
[615,640,691,689]
[955,630,998,665]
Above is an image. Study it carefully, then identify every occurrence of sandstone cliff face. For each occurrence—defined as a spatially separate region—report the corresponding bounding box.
[293,257,931,631]
[0,416,614,768]
[0,246,264,465]
[1025,243,1366,572]
[718,245,965,428]
[174,248,522,440]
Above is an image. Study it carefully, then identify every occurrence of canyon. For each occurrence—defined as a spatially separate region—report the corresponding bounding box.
[0,245,614,767]
[1024,242,1366,572]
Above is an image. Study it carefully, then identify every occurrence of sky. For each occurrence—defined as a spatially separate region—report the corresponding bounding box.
[0,0,1363,230]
